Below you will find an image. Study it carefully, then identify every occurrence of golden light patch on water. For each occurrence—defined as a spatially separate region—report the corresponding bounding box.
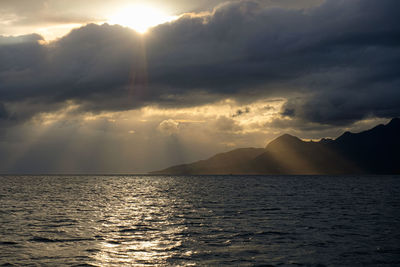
[86,179,191,265]
[3,176,398,266]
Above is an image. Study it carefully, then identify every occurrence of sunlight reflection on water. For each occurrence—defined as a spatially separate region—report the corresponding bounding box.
[1,175,400,266]
[89,177,192,265]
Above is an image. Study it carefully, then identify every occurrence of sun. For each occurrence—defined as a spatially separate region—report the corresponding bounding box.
[108,5,177,33]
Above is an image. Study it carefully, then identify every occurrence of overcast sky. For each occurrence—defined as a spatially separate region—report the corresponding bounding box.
[0,0,399,173]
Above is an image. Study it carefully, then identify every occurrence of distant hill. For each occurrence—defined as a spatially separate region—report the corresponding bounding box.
[151,118,400,175]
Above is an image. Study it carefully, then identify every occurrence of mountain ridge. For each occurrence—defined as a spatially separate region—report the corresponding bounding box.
[151,118,400,175]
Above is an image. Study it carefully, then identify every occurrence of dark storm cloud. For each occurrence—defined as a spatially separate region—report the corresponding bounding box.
[0,103,8,119]
[0,0,399,126]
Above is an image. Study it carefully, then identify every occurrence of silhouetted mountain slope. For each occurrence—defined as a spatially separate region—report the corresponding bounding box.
[250,134,359,174]
[151,118,400,175]
[152,148,266,175]
[331,118,400,174]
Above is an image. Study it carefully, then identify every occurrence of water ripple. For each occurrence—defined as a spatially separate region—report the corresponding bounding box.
[0,175,400,266]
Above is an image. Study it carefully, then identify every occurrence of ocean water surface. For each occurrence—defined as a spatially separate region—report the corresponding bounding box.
[1,175,399,266]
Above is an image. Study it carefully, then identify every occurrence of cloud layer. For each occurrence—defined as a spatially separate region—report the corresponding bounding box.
[1,0,399,129]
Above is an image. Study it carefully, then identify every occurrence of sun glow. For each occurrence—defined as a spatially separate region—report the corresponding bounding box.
[108,5,177,33]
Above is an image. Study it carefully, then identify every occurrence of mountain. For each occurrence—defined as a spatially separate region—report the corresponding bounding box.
[151,118,400,175]
[152,148,266,175]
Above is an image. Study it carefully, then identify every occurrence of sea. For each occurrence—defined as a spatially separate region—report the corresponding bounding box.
[1,175,399,266]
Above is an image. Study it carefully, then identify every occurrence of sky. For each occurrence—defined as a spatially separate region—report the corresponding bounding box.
[0,0,399,173]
